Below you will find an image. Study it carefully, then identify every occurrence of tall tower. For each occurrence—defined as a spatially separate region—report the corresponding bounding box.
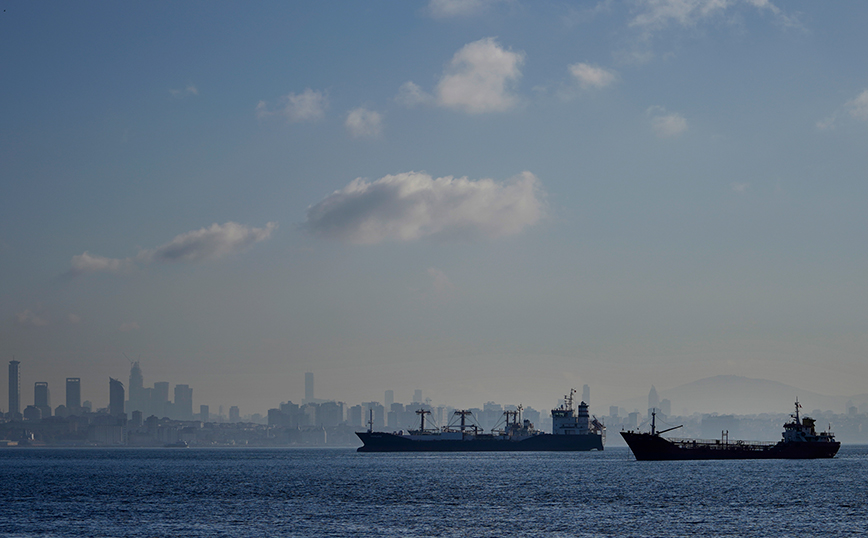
[109,378,125,418]
[304,372,314,403]
[128,361,145,413]
[66,378,81,411]
[34,382,51,417]
[384,390,394,408]
[413,389,422,404]
[648,385,659,416]
[8,359,21,415]
[582,384,591,405]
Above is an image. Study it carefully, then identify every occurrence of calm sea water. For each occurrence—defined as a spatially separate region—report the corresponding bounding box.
[1,446,866,537]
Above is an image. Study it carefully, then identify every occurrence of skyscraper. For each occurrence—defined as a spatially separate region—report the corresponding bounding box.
[153,381,169,417]
[582,384,590,405]
[174,384,193,420]
[648,385,659,416]
[304,372,314,403]
[229,405,240,423]
[109,378,125,418]
[384,390,394,408]
[8,359,20,416]
[413,389,422,404]
[34,382,51,418]
[200,404,209,423]
[128,361,145,413]
[66,378,81,411]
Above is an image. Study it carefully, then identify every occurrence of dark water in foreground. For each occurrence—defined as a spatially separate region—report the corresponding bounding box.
[1,446,866,537]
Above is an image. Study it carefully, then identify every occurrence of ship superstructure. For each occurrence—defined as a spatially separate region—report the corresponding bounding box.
[621,400,840,460]
[356,389,605,452]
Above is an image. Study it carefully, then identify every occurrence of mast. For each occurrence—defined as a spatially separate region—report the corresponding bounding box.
[651,410,656,435]
[454,410,472,433]
[416,408,431,431]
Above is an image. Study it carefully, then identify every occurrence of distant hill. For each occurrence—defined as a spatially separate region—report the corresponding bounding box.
[612,375,864,416]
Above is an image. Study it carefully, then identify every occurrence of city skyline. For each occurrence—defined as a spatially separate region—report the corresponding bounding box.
[3,2,868,415]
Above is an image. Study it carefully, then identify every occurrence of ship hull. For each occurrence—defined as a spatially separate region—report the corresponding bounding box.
[621,432,840,461]
[356,432,604,452]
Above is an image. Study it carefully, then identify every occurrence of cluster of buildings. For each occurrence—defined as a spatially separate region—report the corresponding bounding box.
[8,361,868,447]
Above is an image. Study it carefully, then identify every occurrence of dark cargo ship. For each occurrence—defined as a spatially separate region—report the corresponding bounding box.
[356,390,604,452]
[621,401,840,460]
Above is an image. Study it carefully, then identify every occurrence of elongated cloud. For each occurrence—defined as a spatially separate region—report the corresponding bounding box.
[304,171,544,244]
[256,89,328,122]
[630,0,799,33]
[15,309,48,327]
[435,38,524,114]
[71,252,133,274]
[569,63,617,89]
[68,222,277,275]
[139,222,277,263]
[428,0,504,18]
[648,106,688,138]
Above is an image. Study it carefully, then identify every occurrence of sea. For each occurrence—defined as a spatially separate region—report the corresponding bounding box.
[1,446,866,537]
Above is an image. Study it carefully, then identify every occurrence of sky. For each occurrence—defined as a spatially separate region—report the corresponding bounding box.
[2,0,868,416]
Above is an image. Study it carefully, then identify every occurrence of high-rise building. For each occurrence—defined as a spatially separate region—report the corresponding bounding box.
[648,385,659,417]
[384,390,394,408]
[109,378,125,418]
[582,384,590,405]
[229,405,240,422]
[66,378,81,411]
[174,384,193,420]
[200,404,209,423]
[128,361,145,413]
[660,398,671,417]
[153,381,169,417]
[8,359,20,416]
[34,382,51,417]
[413,389,422,404]
[304,372,314,403]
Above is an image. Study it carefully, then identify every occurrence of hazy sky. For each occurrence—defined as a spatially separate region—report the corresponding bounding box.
[2,1,867,416]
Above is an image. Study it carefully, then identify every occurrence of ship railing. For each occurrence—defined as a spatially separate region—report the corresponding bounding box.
[665,437,778,449]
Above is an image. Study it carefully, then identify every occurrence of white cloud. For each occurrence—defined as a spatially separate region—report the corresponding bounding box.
[139,222,277,264]
[69,222,277,275]
[395,81,434,108]
[428,0,504,18]
[568,62,617,89]
[435,38,524,114]
[846,90,868,121]
[345,107,383,138]
[630,0,730,30]
[304,171,545,244]
[14,309,48,327]
[630,0,800,33]
[816,114,837,131]
[647,106,688,138]
[257,89,328,122]
[731,182,749,194]
[70,252,133,275]
[119,322,140,332]
[170,84,198,98]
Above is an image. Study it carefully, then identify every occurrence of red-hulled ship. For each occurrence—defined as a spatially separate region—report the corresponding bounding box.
[621,401,840,460]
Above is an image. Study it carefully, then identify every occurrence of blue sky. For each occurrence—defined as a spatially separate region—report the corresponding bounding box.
[2,0,868,415]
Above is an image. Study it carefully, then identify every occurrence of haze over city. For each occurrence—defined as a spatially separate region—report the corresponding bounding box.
[2,1,868,418]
